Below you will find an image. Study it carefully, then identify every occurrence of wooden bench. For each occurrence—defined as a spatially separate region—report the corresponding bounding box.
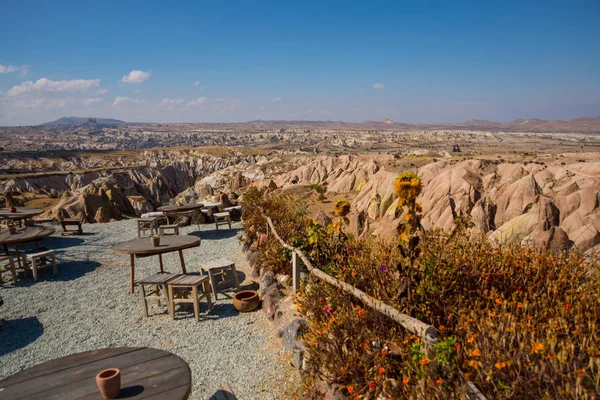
[200,258,240,300]
[213,212,232,230]
[0,255,16,284]
[167,275,213,322]
[159,224,180,236]
[57,209,83,235]
[138,272,179,318]
[32,217,56,225]
[24,249,57,281]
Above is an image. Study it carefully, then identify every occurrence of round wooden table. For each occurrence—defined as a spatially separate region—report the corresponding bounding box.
[0,226,55,269]
[0,207,44,226]
[0,347,191,400]
[111,235,200,294]
[156,203,204,225]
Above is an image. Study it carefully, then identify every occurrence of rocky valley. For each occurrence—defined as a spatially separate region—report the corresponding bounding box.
[1,120,599,258]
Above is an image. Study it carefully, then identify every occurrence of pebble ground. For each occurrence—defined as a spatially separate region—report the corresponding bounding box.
[0,220,298,399]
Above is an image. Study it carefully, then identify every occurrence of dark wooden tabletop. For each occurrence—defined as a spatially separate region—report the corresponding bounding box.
[0,226,55,245]
[156,203,204,213]
[0,347,191,400]
[0,207,44,220]
[111,235,200,256]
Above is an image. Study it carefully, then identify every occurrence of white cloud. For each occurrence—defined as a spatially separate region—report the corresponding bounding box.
[193,81,200,86]
[113,96,144,107]
[83,98,102,106]
[372,83,384,89]
[187,97,207,106]
[7,78,100,96]
[96,88,108,95]
[0,64,29,75]
[119,70,151,84]
[272,97,282,102]
[160,98,185,106]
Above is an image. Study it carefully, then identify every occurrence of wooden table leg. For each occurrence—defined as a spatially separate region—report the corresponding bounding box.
[130,254,135,294]
[159,254,164,273]
[15,244,21,269]
[178,250,187,274]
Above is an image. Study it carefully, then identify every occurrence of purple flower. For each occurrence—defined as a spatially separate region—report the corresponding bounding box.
[380,265,387,272]
[323,305,333,315]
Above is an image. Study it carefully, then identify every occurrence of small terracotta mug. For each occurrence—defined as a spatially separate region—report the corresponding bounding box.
[96,368,121,399]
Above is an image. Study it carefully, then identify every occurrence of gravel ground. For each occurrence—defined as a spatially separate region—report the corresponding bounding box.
[0,220,298,399]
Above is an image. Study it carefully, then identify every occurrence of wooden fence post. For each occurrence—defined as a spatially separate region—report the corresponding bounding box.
[292,251,300,293]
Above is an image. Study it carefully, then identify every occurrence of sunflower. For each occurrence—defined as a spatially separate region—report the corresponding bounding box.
[333,199,351,217]
[394,172,422,208]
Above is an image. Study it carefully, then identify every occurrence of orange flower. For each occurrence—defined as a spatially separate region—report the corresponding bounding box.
[420,357,430,365]
[435,378,444,385]
[378,367,385,374]
[495,361,507,369]
[347,386,353,393]
[470,349,481,357]
[453,343,461,352]
[468,360,481,369]
[495,298,502,305]
[368,382,375,389]
[403,377,410,384]
[546,354,553,359]
[381,349,388,357]
[376,376,381,381]
[532,343,544,354]
[517,302,523,308]
[438,325,446,331]
[467,336,476,343]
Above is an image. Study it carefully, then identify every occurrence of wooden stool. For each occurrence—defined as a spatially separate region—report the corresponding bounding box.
[200,258,240,300]
[138,272,179,318]
[167,275,213,322]
[24,250,57,281]
[159,224,180,236]
[0,255,17,284]
[213,212,232,230]
[137,217,159,238]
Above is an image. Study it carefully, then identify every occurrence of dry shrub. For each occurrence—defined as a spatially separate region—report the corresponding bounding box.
[242,186,600,399]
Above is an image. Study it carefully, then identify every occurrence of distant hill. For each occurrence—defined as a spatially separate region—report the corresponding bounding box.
[38,117,126,126]
[244,116,600,133]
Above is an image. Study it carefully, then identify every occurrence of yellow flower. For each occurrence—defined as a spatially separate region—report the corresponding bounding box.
[333,199,351,217]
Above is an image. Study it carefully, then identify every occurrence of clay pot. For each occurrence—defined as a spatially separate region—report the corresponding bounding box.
[96,368,121,399]
[8,226,16,234]
[9,207,16,213]
[233,290,260,312]
[151,236,160,247]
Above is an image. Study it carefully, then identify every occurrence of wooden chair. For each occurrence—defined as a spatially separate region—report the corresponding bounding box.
[138,272,179,317]
[23,249,57,281]
[213,212,232,230]
[200,258,240,300]
[167,275,213,322]
[0,255,17,284]
[57,209,83,235]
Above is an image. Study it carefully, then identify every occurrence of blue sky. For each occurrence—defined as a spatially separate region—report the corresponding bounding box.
[1,0,599,125]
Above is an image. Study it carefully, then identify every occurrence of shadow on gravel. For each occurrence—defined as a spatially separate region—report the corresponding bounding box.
[0,316,43,356]
[43,236,85,251]
[9,260,102,288]
[188,228,242,241]
[205,303,240,319]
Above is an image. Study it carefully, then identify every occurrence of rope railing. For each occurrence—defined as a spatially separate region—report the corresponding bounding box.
[264,215,486,400]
